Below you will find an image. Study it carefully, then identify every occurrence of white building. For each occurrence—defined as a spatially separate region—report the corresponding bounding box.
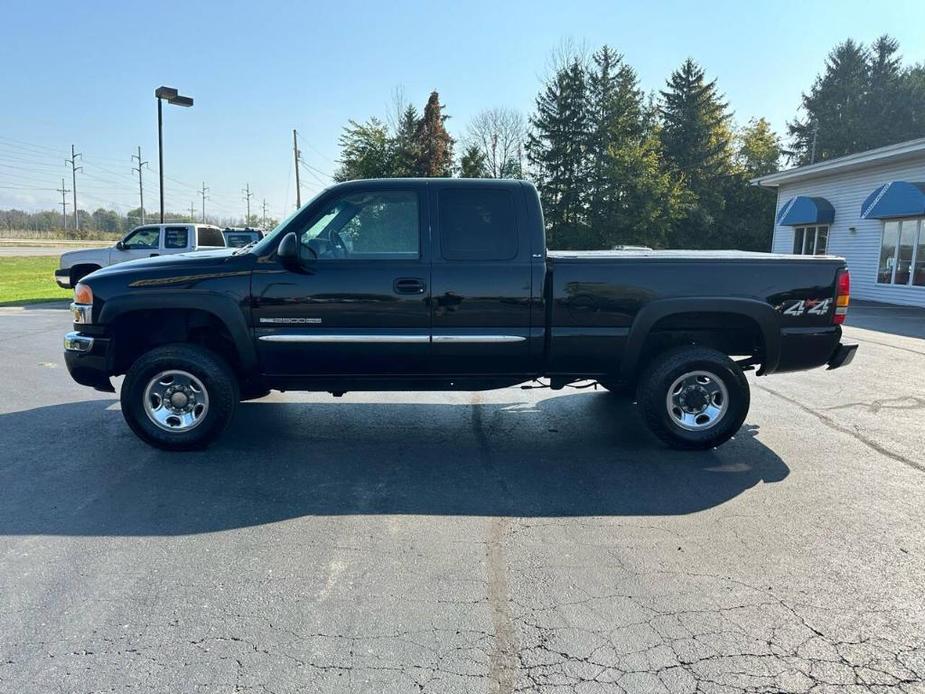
[755,138,925,308]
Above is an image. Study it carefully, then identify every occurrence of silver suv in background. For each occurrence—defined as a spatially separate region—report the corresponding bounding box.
[55,224,226,288]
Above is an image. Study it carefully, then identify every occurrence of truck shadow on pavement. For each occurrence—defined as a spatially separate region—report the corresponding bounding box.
[0,391,789,536]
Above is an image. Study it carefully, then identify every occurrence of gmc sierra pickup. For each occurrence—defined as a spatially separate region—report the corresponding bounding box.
[62,178,857,451]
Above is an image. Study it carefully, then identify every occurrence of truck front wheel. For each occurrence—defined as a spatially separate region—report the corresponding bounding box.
[120,344,239,451]
[636,346,749,450]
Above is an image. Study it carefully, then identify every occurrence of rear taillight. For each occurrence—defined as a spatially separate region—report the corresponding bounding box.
[834,269,850,324]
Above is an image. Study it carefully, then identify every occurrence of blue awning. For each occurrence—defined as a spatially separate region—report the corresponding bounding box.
[776,196,835,226]
[860,181,925,219]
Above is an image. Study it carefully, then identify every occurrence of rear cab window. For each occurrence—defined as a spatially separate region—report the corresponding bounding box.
[196,226,225,247]
[164,226,190,249]
[437,188,517,261]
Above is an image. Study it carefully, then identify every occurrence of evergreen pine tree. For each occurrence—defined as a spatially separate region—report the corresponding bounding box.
[659,58,733,247]
[788,39,869,164]
[586,46,645,240]
[527,58,590,248]
[413,91,454,177]
[459,145,487,178]
[391,105,420,177]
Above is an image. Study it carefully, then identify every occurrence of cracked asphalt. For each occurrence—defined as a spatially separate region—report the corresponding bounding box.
[0,302,923,693]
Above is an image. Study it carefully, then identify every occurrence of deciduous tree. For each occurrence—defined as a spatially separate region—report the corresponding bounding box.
[464,107,526,178]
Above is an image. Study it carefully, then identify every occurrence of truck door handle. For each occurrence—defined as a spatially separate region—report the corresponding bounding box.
[150,253,159,257]
[393,277,426,294]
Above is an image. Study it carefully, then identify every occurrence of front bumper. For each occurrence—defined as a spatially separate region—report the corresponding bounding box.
[826,342,858,370]
[64,331,115,392]
[55,269,71,289]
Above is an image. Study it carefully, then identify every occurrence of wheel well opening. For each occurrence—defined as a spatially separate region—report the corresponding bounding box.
[110,309,240,376]
[637,311,765,374]
[69,264,101,284]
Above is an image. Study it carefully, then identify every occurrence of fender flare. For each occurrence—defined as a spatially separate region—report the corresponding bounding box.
[619,297,781,382]
[98,291,257,372]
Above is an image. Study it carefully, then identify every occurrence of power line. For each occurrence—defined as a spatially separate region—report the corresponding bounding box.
[131,146,148,223]
[298,158,330,187]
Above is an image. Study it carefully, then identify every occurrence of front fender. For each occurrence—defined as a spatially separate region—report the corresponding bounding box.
[98,291,257,372]
[60,247,111,270]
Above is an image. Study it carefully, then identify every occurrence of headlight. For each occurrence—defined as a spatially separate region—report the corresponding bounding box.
[72,283,93,324]
[74,282,93,305]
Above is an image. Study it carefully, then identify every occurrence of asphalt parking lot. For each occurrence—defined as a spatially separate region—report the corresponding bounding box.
[0,303,923,693]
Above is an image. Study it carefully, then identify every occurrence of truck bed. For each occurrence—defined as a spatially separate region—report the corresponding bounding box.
[545,248,847,376]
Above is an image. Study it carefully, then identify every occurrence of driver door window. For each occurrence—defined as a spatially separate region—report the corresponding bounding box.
[298,191,419,261]
[123,227,161,250]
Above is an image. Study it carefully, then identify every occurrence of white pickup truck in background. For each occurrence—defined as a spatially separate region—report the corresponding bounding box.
[55,223,227,288]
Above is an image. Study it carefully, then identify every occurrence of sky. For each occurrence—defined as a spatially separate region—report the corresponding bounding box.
[2,0,924,221]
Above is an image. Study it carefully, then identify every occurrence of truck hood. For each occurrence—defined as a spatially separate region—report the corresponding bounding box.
[59,246,112,267]
[86,247,241,280]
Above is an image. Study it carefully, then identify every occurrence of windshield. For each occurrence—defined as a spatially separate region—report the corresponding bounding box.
[249,189,328,256]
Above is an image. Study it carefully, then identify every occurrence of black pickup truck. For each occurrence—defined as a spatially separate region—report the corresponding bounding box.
[63,178,856,451]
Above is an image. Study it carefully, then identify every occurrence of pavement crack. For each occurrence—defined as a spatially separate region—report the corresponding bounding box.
[757,383,925,473]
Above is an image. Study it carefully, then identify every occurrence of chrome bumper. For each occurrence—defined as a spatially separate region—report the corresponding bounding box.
[64,331,94,353]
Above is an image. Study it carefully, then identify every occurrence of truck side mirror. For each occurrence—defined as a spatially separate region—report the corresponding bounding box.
[276,232,300,267]
[115,241,125,251]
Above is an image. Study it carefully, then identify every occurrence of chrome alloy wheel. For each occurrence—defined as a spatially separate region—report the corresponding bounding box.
[143,370,210,432]
[665,370,728,431]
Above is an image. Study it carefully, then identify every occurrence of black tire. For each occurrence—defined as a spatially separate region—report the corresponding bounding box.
[636,346,749,450]
[120,344,239,451]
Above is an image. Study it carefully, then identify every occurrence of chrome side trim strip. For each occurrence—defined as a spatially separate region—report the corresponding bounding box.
[258,334,429,343]
[257,334,527,344]
[432,335,526,343]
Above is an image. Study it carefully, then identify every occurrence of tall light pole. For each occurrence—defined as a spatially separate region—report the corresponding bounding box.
[155,86,194,223]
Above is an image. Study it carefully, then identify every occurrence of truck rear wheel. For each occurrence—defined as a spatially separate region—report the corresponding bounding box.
[636,346,749,450]
[120,344,239,451]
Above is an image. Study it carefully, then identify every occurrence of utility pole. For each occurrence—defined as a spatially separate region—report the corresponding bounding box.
[131,146,148,224]
[292,129,302,209]
[242,183,253,224]
[199,182,209,223]
[189,202,195,220]
[261,199,268,229]
[66,144,82,231]
[56,178,70,231]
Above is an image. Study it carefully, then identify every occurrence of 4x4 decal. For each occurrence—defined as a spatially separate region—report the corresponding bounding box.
[780,298,832,317]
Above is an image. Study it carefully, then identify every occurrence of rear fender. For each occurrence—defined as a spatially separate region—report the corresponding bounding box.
[620,297,781,382]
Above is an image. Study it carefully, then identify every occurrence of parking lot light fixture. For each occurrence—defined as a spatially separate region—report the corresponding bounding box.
[155,86,194,223]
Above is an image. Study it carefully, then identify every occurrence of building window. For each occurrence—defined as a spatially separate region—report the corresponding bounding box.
[793,226,828,255]
[877,218,924,286]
